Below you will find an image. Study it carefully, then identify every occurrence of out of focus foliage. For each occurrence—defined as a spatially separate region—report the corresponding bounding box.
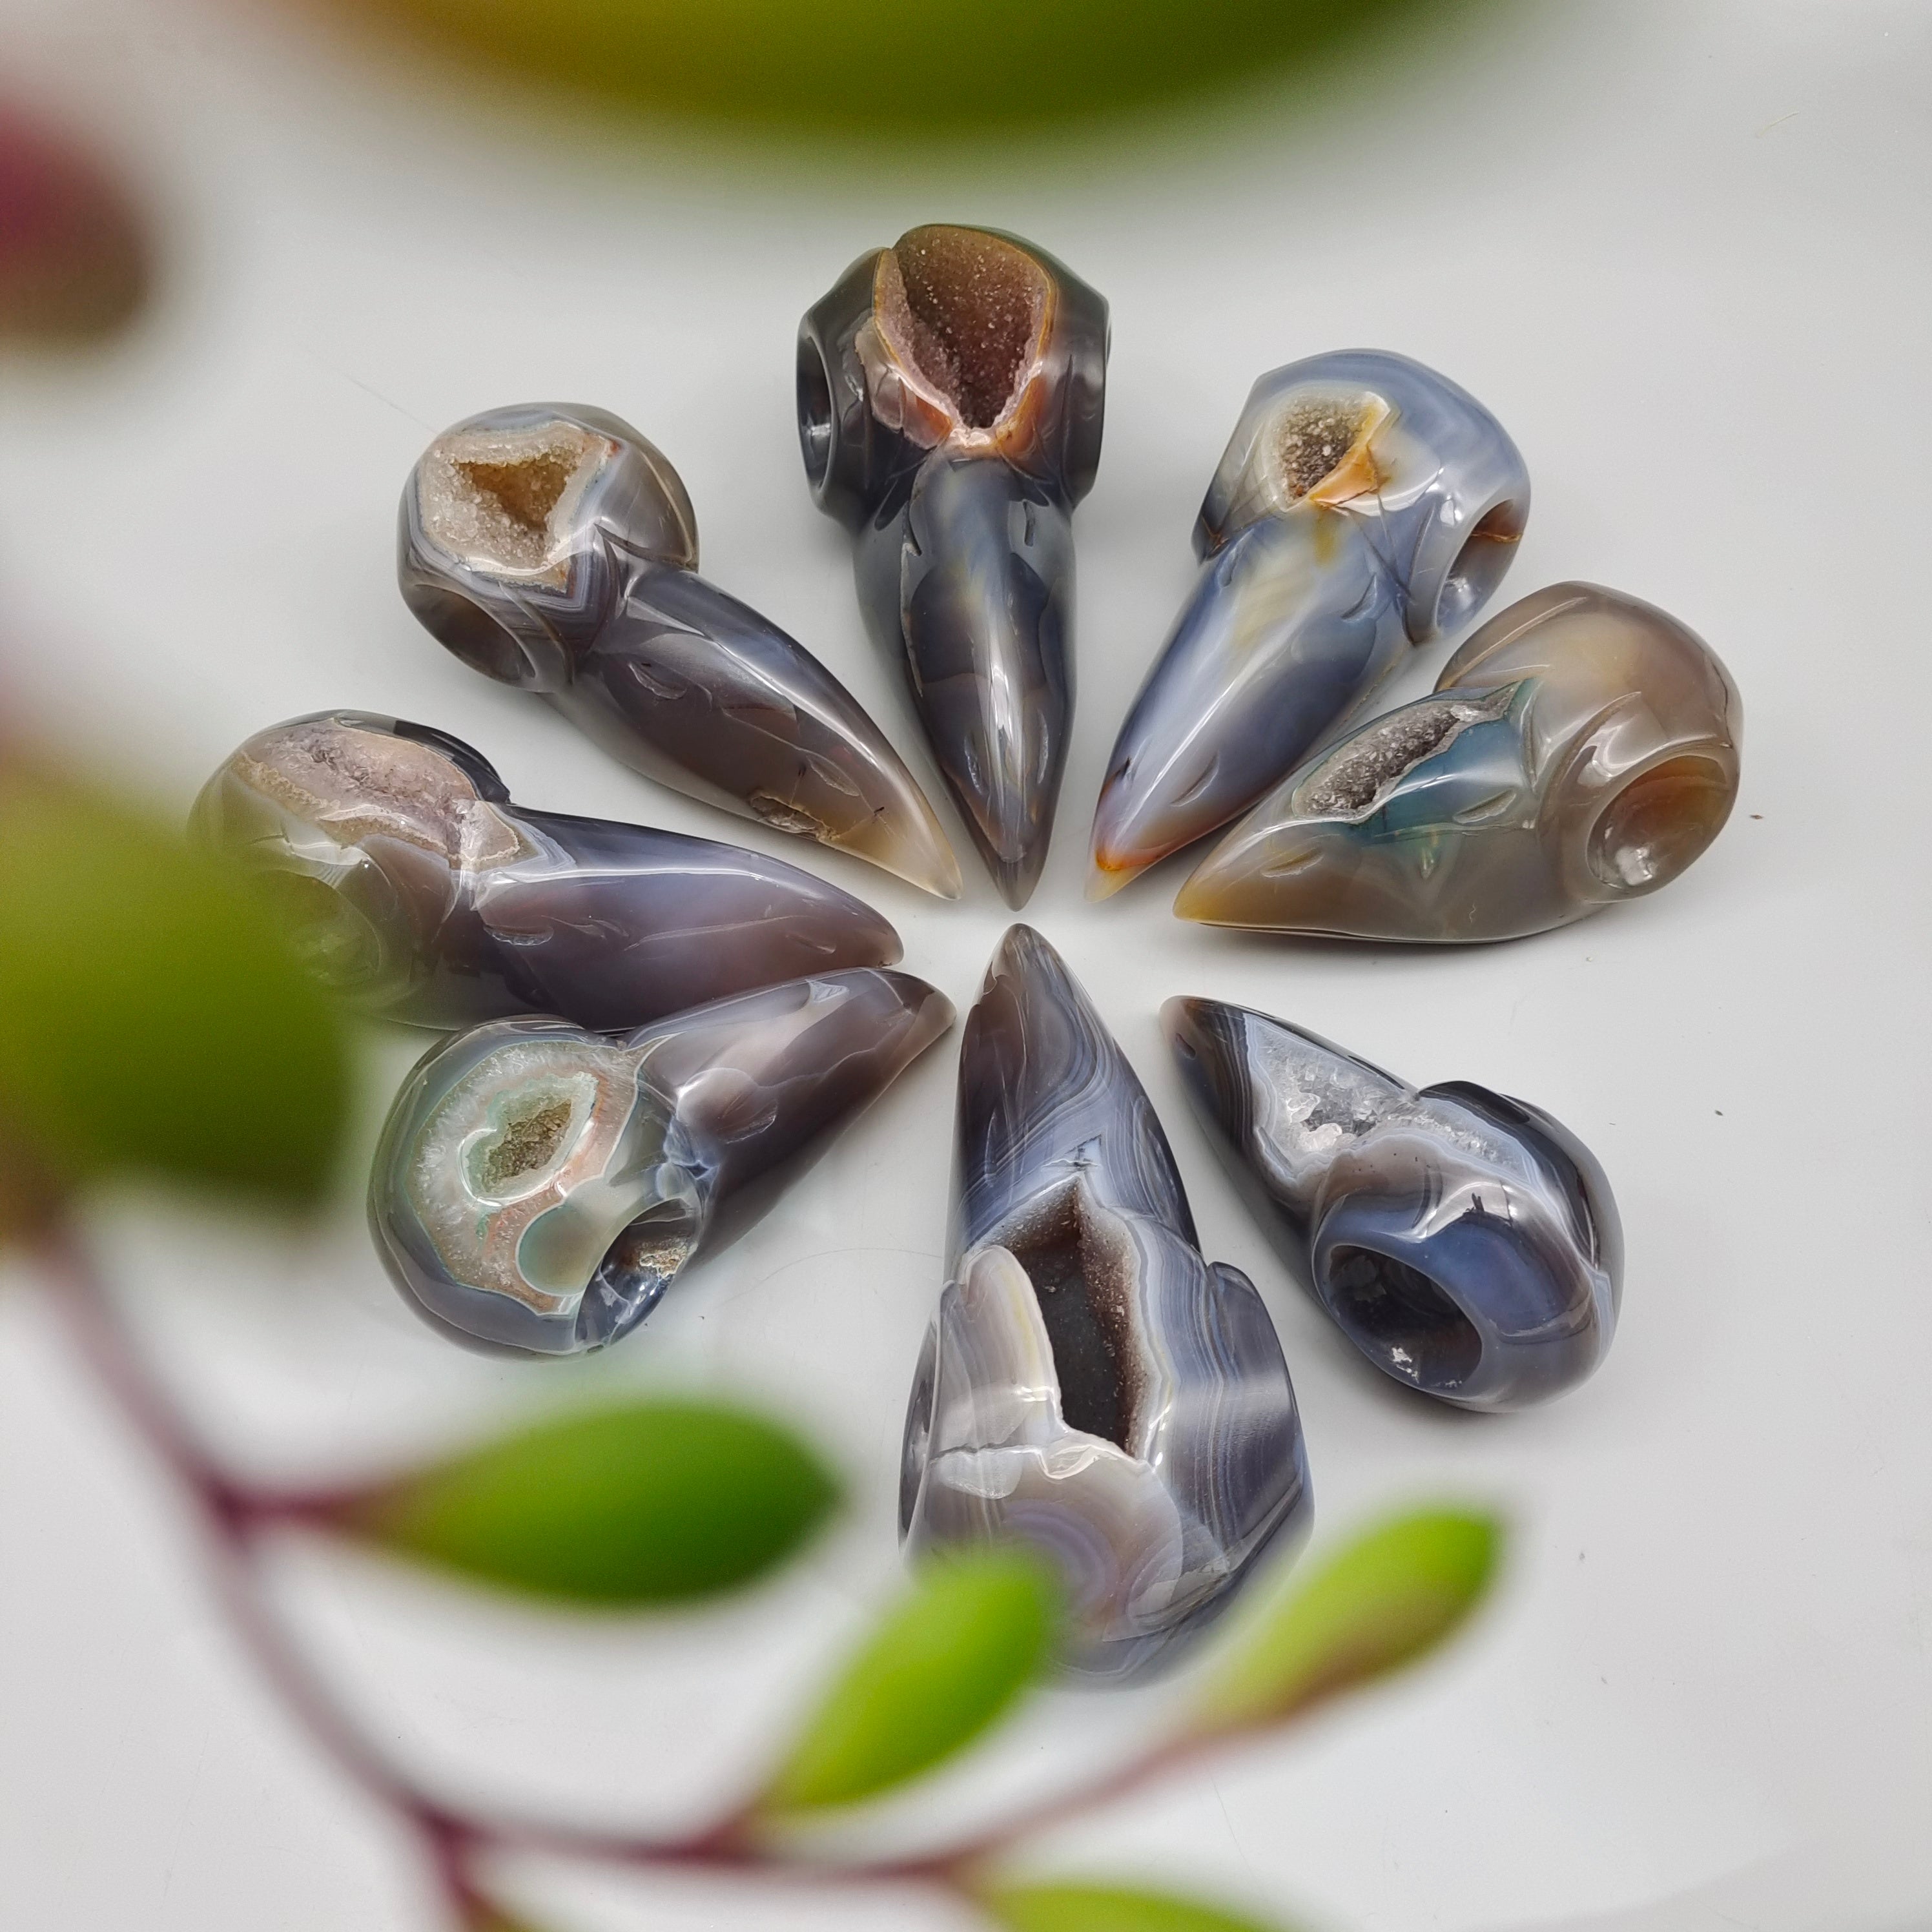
[336,1399,841,1604]
[0,769,348,1215]
[355,0,1451,134]
[1189,1508,1501,1737]
[0,104,149,342]
[761,1547,1059,1811]
[982,1882,1291,1932]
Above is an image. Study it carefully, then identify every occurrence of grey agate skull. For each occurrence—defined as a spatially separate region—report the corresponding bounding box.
[900,926,1310,1680]
[371,968,953,1355]
[192,712,903,1031]
[1177,582,1743,941]
[798,227,1109,907]
[398,403,961,898]
[1167,998,1623,1410]
[1090,350,1529,894]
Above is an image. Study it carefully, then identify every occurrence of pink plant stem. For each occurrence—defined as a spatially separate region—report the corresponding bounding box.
[36,1224,1214,1919]
[37,1231,487,1917]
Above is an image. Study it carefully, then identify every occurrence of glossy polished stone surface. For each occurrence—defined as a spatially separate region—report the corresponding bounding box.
[192,712,903,1030]
[901,926,1308,1679]
[398,402,960,898]
[798,226,1108,908]
[1090,351,1528,896]
[371,968,952,1354]
[1167,997,1621,1411]
[1178,581,1743,941]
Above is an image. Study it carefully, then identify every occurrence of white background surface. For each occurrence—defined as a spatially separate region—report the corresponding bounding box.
[0,2,1928,1928]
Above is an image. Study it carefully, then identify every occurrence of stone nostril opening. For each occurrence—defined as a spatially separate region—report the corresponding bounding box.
[1324,1244,1482,1393]
[1588,753,1734,894]
[1435,500,1525,633]
[577,1201,700,1348]
[882,225,1049,431]
[796,334,834,489]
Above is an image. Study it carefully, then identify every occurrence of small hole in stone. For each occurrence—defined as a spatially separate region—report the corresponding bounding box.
[577,1200,701,1349]
[1435,500,1525,633]
[407,587,535,686]
[881,226,1049,431]
[1325,1244,1481,1392]
[1588,754,1732,893]
[255,872,382,988]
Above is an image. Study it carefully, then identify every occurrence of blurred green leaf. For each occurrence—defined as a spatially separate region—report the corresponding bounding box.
[980,1880,1291,1932]
[336,1401,839,1605]
[359,0,1456,134]
[468,1905,551,1932]
[759,1548,1058,1811]
[0,770,349,1212]
[464,1906,542,1932]
[1188,1509,1500,1736]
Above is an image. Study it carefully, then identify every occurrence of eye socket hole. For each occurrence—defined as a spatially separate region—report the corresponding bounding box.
[1324,1244,1482,1393]
[255,872,383,989]
[1588,754,1734,893]
[1435,500,1525,633]
[797,335,834,489]
[407,588,540,688]
[577,1200,701,1350]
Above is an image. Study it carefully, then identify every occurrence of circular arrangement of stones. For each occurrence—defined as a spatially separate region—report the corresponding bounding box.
[194,222,1740,1680]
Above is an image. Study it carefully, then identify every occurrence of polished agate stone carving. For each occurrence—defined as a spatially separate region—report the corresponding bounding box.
[1177,581,1742,940]
[192,712,902,1031]
[797,227,1107,907]
[1089,351,1528,896]
[1166,998,1621,1410]
[371,968,952,1354]
[397,403,960,898]
[900,926,1308,1679]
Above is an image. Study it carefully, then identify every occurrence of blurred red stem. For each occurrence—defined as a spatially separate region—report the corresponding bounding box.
[38,1232,480,1902]
[36,1224,1220,1916]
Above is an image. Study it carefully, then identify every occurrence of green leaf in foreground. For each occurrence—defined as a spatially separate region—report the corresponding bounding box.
[1188,1508,1501,1736]
[0,770,349,1211]
[980,1880,1292,1932]
[466,1905,550,1932]
[334,1401,839,1606]
[370,0,1450,135]
[759,1548,1058,1812]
